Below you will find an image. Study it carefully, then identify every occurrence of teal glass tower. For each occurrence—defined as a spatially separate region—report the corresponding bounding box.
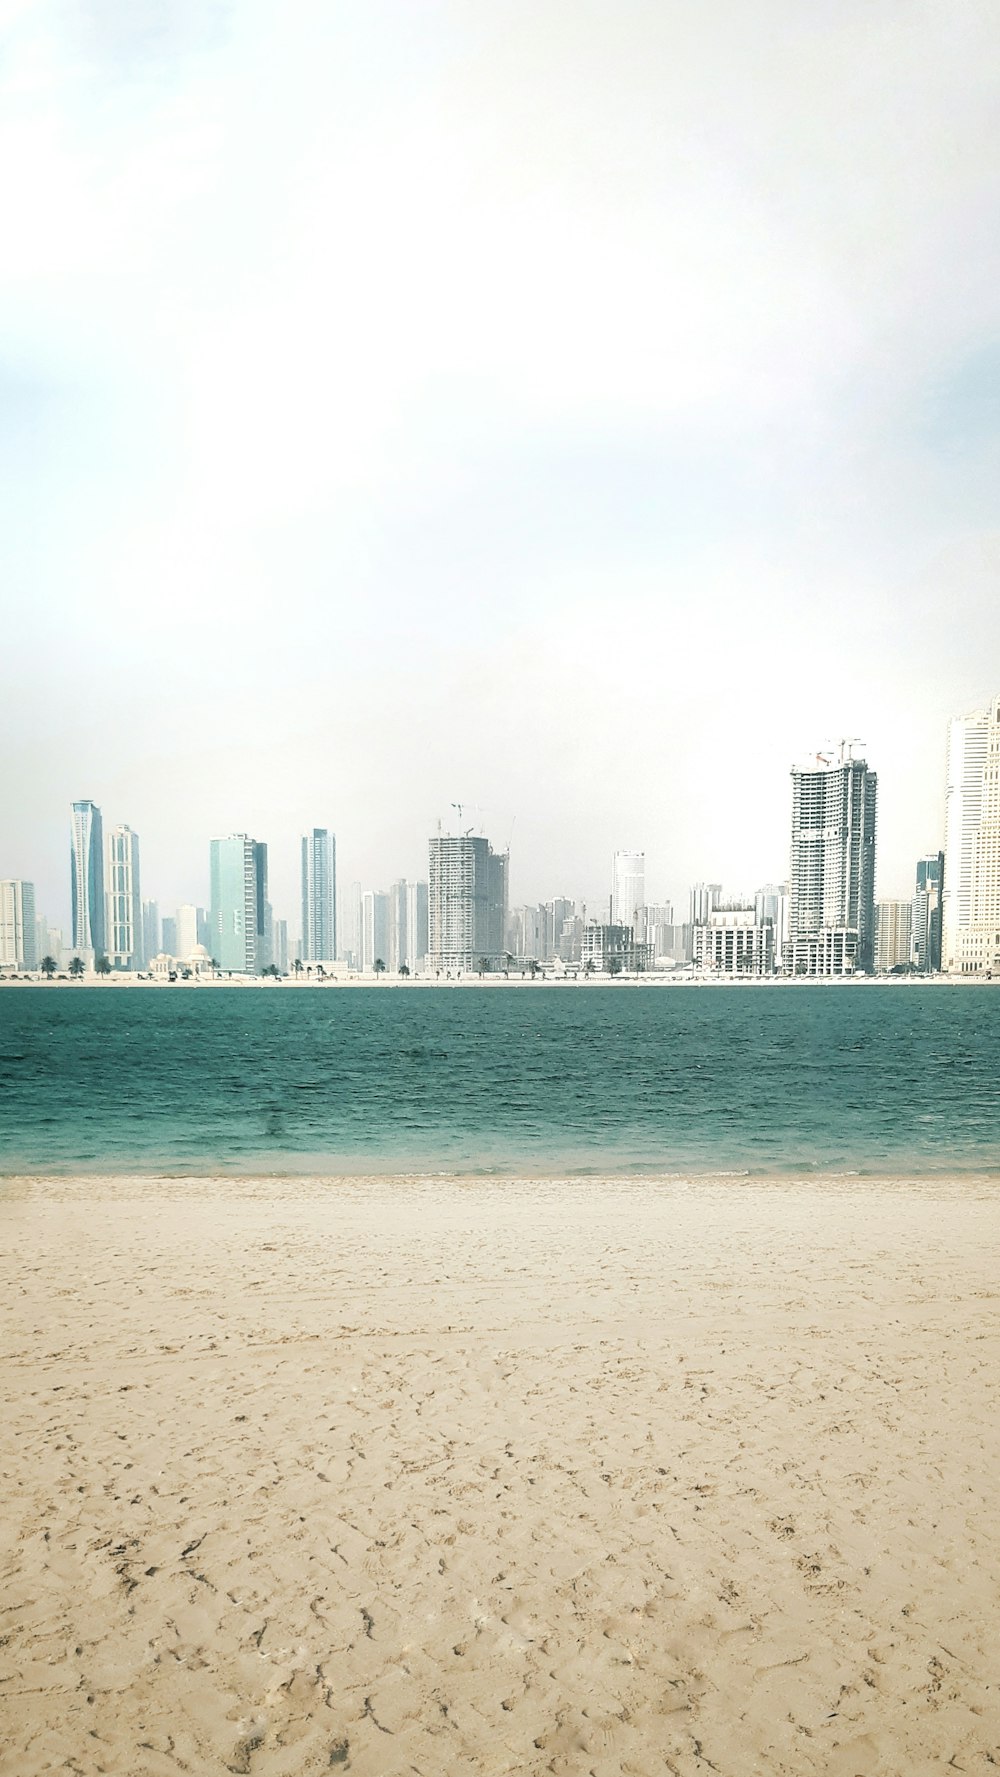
[210,835,268,974]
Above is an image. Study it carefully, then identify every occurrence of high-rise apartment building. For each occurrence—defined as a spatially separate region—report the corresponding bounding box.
[273,918,289,974]
[339,881,363,969]
[105,825,141,970]
[387,879,408,971]
[301,829,337,963]
[210,835,269,974]
[787,746,877,975]
[611,851,645,935]
[942,698,1000,973]
[362,890,390,970]
[406,881,429,969]
[0,880,37,969]
[427,833,509,972]
[754,883,790,969]
[689,882,722,925]
[911,853,944,973]
[874,900,914,973]
[174,904,207,961]
[141,899,160,969]
[70,799,105,957]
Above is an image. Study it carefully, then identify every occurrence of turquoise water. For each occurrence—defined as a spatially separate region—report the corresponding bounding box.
[0,984,998,1177]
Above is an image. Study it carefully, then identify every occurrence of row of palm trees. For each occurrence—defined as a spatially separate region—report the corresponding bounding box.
[34,953,631,981]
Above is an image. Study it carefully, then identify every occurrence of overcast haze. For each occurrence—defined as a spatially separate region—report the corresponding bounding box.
[3,0,1000,929]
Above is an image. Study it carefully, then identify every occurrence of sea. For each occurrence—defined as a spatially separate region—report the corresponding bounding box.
[0,983,998,1178]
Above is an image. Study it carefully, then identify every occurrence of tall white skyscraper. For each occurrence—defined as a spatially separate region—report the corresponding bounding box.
[427,832,509,971]
[405,880,429,969]
[787,745,877,975]
[689,882,722,925]
[338,880,363,968]
[174,904,201,960]
[611,850,645,937]
[106,825,141,970]
[301,829,337,962]
[0,880,37,969]
[942,699,1000,973]
[362,890,390,970]
[388,879,408,970]
[71,799,105,958]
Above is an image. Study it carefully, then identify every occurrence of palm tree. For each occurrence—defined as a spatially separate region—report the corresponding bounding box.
[95,953,112,975]
[40,955,56,978]
[68,956,85,978]
[374,957,386,974]
[293,958,303,978]
[262,963,280,978]
[398,963,410,977]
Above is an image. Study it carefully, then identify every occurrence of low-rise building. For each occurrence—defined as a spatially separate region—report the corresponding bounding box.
[580,922,651,973]
[694,909,775,976]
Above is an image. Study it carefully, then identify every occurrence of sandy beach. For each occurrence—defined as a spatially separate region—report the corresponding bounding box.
[2,1172,999,1776]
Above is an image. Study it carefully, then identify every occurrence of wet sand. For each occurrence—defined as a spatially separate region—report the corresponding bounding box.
[2,1171,999,1775]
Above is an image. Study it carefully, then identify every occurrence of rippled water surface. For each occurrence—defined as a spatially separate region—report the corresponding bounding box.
[1,984,998,1176]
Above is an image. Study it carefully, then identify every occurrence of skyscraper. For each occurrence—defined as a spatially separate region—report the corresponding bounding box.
[272,918,289,974]
[911,853,943,973]
[0,880,37,969]
[71,800,105,958]
[141,899,160,969]
[301,829,337,963]
[106,825,141,970]
[611,851,645,934]
[874,900,913,973]
[427,832,509,971]
[362,890,390,970]
[942,698,1000,973]
[787,745,877,975]
[754,883,790,969]
[175,904,204,960]
[689,882,722,925]
[210,835,269,974]
[388,879,408,970]
[405,880,429,969]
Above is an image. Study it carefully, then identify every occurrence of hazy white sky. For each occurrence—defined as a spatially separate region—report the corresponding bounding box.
[4,0,1000,927]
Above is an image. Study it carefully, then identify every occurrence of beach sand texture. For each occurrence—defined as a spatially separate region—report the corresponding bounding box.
[2,1173,999,1776]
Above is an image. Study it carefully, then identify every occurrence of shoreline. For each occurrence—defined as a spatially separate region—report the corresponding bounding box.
[1,971,994,988]
[4,1163,1000,1190]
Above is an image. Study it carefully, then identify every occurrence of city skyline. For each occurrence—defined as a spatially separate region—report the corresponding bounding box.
[7,703,995,976]
[4,715,965,944]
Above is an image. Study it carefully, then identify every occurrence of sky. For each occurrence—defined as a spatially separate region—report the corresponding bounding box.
[3,0,1000,931]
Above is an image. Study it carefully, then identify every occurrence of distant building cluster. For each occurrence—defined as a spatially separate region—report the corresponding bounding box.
[4,700,1000,979]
